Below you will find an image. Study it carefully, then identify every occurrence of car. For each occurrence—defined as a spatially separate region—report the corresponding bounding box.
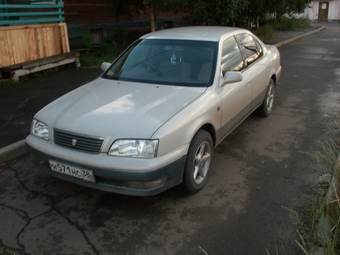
[26,26,281,196]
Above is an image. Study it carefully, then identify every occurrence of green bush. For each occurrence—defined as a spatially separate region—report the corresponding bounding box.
[266,17,311,31]
[79,42,128,67]
[253,24,275,41]
[78,31,93,53]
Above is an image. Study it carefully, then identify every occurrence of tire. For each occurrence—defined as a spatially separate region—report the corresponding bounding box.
[257,79,275,117]
[183,130,213,194]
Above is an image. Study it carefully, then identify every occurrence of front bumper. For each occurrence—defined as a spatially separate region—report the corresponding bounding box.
[26,135,187,196]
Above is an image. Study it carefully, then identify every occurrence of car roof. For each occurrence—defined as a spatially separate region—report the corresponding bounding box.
[140,26,248,42]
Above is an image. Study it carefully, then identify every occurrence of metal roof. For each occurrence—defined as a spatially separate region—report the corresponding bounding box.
[141,26,247,42]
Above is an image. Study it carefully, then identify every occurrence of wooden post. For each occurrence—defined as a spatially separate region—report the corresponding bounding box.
[150,4,156,32]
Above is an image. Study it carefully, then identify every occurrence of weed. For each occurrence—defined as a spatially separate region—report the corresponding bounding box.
[0,78,18,87]
[110,26,127,45]
[79,43,128,67]
[78,31,93,53]
[286,138,340,254]
[17,96,36,111]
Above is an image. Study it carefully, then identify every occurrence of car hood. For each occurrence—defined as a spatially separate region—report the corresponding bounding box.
[35,78,207,141]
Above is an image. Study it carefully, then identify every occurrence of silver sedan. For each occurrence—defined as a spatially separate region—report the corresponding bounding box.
[26,26,281,196]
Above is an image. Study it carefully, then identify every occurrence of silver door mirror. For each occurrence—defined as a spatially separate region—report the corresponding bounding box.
[221,71,243,86]
[101,62,111,72]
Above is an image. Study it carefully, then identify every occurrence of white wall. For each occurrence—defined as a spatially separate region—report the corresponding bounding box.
[329,0,340,20]
[299,0,340,21]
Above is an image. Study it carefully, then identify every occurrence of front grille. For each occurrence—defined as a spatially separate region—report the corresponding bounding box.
[54,129,104,153]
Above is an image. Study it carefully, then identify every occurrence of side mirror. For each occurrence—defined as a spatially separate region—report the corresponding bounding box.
[101,62,111,72]
[221,71,243,86]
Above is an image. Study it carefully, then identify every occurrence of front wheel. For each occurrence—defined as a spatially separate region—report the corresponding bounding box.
[183,130,213,194]
[257,79,275,117]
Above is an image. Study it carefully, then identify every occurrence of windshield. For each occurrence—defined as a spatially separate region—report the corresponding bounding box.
[102,39,218,87]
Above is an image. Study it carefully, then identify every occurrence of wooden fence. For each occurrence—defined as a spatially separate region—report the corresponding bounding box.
[0,22,70,67]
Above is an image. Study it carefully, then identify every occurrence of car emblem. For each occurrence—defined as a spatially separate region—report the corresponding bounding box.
[72,139,77,147]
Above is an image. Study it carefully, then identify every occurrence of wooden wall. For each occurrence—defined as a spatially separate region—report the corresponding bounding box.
[0,23,70,67]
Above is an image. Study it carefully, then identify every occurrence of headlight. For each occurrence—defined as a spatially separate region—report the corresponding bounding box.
[31,119,49,140]
[108,139,158,158]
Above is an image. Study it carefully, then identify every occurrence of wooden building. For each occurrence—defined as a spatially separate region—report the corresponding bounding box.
[1,0,184,48]
[61,0,184,47]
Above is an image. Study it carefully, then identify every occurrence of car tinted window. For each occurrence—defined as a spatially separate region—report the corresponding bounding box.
[254,38,263,57]
[235,33,262,66]
[221,37,244,75]
[103,39,218,87]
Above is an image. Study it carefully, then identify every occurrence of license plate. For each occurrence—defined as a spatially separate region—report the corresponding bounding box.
[49,160,95,183]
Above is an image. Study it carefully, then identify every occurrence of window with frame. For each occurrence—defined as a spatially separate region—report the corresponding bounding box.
[221,36,244,75]
[235,34,263,67]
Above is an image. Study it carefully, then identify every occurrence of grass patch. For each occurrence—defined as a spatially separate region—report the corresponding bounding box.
[287,138,340,254]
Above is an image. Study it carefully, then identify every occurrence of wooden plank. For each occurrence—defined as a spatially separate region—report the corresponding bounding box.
[35,27,43,59]
[45,26,52,57]
[27,28,36,61]
[51,26,57,56]
[11,30,20,65]
[0,23,63,32]
[21,30,31,62]
[0,31,4,67]
[1,3,64,9]
[1,51,80,79]
[0,18,65,26]
[22,52,79,69]
[40,26,46,58]
[60,23,70,53]
[0,31,10,67]
[56,26,62,54]
[0,11,64,17]
[7,31,15,66]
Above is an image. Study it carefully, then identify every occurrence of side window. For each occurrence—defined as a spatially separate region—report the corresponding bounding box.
[221,37,244,75]
[235,34,262,66]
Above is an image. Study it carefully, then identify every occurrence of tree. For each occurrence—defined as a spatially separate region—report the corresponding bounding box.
[266,0,313,21]
[107,0,313,32]
[107,0,187,32]
[182,0,248,26]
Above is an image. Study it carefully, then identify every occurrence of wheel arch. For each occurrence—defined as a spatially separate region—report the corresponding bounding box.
[196,123,217,148]
[271,74,277,86]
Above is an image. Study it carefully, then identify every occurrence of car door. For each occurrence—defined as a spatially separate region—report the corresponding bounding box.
[218,36,253,139]
[235,33,269,109]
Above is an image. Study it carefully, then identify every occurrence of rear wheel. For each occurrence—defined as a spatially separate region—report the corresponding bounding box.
[258,79,275,117]
[183,130,213,194]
